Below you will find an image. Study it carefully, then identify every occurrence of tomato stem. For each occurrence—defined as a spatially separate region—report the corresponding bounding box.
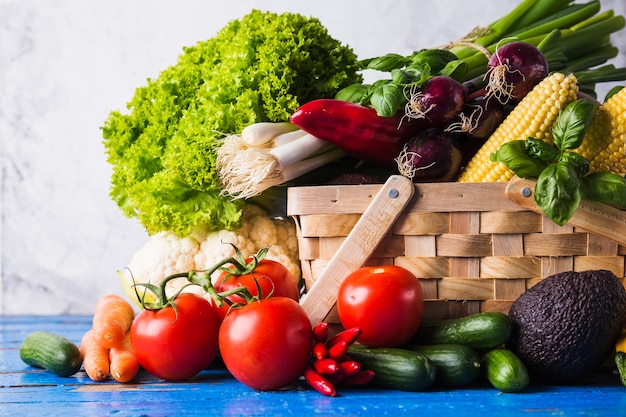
[218,245,269,278]
[132,245,269,311]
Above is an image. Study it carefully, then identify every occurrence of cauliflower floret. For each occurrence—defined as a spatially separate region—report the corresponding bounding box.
[273,218,299,260]
[193,229,256,272]
[125,232,198,284]
[247,214,278,250]
[120,203,302,305]
[121,232,200,305]
[241,203,268,220]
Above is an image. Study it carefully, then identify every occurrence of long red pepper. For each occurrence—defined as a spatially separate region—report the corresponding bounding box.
[290,99,427,169]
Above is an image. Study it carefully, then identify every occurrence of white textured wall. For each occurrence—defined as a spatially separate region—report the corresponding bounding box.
[1,0,625,314]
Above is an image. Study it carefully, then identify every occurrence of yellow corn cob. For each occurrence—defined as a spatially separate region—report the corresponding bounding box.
[458,73,579,182]
[573,86,626,175]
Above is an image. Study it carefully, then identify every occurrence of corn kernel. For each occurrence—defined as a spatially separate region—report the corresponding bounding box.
[574,86,626,175]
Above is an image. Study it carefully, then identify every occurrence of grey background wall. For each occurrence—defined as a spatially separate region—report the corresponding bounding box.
[1,0,625,314]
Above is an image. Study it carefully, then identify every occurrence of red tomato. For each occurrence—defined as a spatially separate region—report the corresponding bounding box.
[130,293,220,381]
[212,258,299,321]
[337,265,423,348]
[219,297,313,391]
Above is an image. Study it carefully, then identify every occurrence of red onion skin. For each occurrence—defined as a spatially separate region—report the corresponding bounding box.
[487,41,548,102]
[396,128,463,181]
[406,75,466,125]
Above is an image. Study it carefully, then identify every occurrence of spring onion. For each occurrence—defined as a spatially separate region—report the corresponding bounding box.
[217,123,346,199]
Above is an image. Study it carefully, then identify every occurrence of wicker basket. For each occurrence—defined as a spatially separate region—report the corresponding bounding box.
[287,178,626,323]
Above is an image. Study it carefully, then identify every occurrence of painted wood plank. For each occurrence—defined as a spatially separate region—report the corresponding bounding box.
[2,315,626,417]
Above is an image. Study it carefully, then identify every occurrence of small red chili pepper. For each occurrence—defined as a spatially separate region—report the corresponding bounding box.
[326,359,362,386]
[327,327,362,348]
[342,369,376,387]
[337,360,361,378]
[313,358,339,375]
[312,322,329,343]
[304,367,337,397]
[326,340,349,362]
[312,342,327,362]
[290,99,427,169]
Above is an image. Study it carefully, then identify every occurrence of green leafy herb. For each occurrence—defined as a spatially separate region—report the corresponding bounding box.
[370,82,405,118]
[581,172,626,207]
[365,53,410,72]
[490,140,548,178]
[552,98,597,150]
[335,84,371,105]
[534,161,581,226]
[525,137,560,164]
[492,97,626,225]
[409,49,459,73]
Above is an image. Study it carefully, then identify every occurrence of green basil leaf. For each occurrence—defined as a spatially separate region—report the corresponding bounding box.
[534,162,581,226]
[335,83,371,105]
[525,138,560,163]
[552,98,598,150]
[391,66,430,85]
[604,85,623,102]
[365,53,410,72]
[356,58,374,70]
[370,82,404,117]
[409,49,458,72]
[491,140,547,178]
[559,151,590,178]
[438,59,468,80]
[581,171,626,207]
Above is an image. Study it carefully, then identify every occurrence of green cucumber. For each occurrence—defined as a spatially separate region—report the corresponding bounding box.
[482,348,529,392]
[410,343,482,387]
[411,312,511,350]
[347,345,436,391]
[20,331,83,377]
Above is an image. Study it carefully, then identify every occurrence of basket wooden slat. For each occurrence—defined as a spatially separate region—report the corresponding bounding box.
[288,182,626,320]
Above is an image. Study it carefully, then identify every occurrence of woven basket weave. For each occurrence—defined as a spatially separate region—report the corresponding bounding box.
[287,182,626,321]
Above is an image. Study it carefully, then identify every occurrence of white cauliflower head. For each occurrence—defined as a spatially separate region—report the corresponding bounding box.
[119,204,301,306]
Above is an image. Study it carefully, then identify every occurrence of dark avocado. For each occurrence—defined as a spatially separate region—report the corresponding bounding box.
[506,269,626,384]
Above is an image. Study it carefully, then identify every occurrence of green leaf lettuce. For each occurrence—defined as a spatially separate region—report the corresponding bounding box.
[102,10,361,236]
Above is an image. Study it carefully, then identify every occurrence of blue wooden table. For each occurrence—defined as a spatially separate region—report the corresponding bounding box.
[2,315,626,417]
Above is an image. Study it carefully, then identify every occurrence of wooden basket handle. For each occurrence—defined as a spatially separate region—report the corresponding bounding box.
[506,176,626,246]
[300,175,415,324]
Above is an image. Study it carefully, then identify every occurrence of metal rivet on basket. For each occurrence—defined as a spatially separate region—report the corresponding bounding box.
[388,189,399,198]
[521,187,532,197]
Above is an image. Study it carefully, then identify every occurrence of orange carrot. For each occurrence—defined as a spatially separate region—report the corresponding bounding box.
[80,329,110,382]
[92,294,135,349]
[109,332,139,383]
